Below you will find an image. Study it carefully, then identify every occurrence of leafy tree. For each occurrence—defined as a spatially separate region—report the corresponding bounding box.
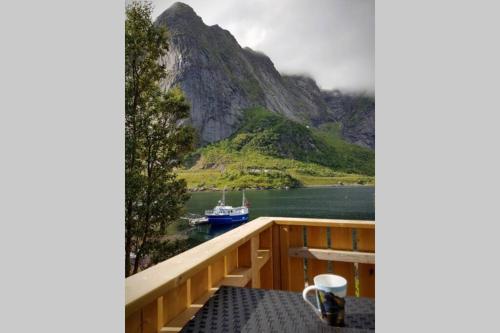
[125,1,195,276]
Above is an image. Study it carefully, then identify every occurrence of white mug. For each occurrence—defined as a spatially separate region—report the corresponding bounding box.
[302,274,347,326]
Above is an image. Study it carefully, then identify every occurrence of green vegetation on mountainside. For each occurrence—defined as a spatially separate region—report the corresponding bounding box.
[179,107,375,190]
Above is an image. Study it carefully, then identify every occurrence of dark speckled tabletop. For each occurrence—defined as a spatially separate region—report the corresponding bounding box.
[180,285,375,333]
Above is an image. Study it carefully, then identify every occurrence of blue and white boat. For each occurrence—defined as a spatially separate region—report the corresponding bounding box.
[205,188,249,225]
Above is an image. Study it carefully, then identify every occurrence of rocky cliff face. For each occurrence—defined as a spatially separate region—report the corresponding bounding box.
[321,90,375,149]
[156,2,374,149]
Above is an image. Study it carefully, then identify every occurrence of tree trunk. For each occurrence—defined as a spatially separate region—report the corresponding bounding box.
[133,250,141,274]
[125,233,131,277]
[125,197,134,277]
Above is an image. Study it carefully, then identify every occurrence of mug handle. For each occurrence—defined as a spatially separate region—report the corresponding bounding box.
[302,285,320,314]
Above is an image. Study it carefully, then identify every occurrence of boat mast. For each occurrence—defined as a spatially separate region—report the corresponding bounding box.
[222,186,226,205]
[242,190,245,207]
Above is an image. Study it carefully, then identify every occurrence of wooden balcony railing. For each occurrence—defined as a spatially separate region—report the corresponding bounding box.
[125,217,375,333]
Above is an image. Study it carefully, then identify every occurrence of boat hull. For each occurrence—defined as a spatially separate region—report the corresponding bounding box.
[206,213,249,225]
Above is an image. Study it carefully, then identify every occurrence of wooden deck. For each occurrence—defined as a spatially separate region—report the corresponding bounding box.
[125,217,375,333]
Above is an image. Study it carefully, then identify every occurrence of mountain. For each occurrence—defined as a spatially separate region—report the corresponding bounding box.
[212,107,374,175]
[180,107,374,191]
[155,2,374,149]
[322,90,375,149]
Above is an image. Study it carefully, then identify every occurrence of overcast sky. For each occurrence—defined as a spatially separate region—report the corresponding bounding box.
[150,0,374,93]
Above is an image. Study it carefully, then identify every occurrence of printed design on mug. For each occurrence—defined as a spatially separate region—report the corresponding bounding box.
[318,290,346,326]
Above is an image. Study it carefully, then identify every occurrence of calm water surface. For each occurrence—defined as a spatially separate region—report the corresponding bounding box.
[182,186,375,242]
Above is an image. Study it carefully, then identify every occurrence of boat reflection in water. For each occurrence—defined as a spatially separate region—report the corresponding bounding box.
[207,221,246,237]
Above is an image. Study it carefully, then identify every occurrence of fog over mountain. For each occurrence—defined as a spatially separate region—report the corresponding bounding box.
[155,2,375,149]
[151,0,374,93]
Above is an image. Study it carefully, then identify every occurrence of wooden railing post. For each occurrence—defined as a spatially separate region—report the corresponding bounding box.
[210,257,224,288]
[250,236,260,288]
[141,298,162,333]
[125,310,141,333]
[357,228,375,298]
[279,225,305,291]
[259,227,274,289]
[238,240,251,268]
[272,224,282,290]
[161,280,188,329]
[225,248,238,277]
[279,225,290,290]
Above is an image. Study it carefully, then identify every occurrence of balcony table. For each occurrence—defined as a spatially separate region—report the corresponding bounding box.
[179,285,375,333]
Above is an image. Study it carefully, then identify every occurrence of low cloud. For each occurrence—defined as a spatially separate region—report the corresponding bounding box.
[151,0,374,93]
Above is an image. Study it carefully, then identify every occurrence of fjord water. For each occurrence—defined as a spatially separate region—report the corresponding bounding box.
[184,186,375,242]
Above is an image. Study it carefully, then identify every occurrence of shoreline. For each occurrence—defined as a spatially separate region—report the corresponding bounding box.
[303,184,375,188]
[187,183,375,193]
